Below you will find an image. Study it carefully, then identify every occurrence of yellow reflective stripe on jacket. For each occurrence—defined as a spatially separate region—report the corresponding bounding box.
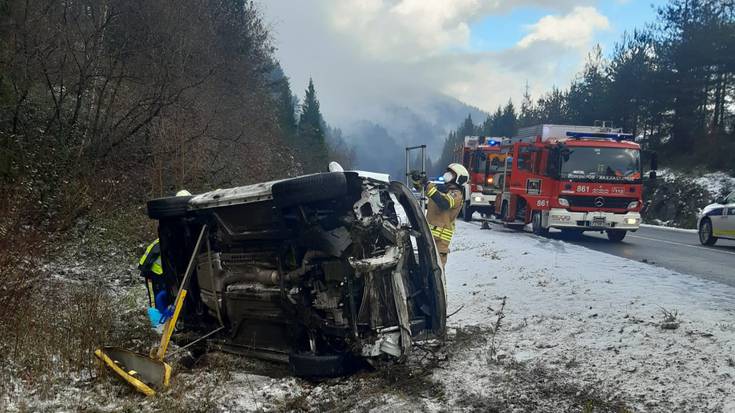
[151,257,163,275]
[139,239,159,265]
[427,185,455,208]
[430,224,455,242]
[140,239,163,275]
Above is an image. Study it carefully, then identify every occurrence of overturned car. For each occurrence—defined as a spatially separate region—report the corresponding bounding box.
[146,171,446,376]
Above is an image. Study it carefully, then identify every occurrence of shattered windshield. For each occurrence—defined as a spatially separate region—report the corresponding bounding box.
[560,147,641,182]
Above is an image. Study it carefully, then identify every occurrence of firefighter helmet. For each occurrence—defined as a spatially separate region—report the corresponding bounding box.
[447,163,469,185]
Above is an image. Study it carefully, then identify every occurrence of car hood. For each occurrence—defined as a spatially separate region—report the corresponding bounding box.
[700,203,722,216]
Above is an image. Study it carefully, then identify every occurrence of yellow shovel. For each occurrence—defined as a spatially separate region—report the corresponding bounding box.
[95,225,207,396]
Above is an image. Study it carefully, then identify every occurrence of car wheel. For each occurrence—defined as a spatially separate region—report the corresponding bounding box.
[606,230,627,242]
[147,195,193,219]
[698,218,718,246]
[289,352,348,378]
[272,172,348,208]
[462,203,474,222]
[531,211,549,236]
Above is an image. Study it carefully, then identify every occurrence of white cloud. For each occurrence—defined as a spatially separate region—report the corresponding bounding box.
[261,0,610,123]
[517,6,610,49]
[329,0,483,60]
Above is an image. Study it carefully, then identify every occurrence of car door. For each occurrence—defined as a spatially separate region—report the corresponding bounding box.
[721,192,735,239]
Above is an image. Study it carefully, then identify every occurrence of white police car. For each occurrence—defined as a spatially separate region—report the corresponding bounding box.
[698,191,735,245]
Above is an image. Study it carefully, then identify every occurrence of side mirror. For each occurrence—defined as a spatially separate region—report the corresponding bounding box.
[648,170,657,181]
[650,152,658,171]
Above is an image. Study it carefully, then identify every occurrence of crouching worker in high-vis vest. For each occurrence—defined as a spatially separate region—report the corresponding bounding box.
[139,238,172,328]
[412,163,469,267]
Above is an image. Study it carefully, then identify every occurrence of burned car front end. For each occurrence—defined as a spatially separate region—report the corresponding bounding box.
[147,171,445,376]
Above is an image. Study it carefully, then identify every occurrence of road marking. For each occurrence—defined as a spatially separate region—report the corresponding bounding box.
[628,234,735,257]
[640,223,697,234]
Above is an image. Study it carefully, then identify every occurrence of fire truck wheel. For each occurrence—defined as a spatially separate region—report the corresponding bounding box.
[531,211,549,236]
[606,230,627,242]
[500,201,509,221]
[462,203,475,222]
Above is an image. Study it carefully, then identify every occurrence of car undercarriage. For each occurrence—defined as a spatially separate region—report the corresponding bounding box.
[146,171,446,376]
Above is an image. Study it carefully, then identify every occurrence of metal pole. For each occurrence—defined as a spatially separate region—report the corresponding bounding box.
[405,147,410,187]
[420,145,426,210]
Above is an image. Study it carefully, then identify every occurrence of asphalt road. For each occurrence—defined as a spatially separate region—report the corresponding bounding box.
[476,217,735,286]
[514,223,735,287]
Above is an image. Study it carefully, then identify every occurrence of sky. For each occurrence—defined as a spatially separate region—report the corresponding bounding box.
[260,0,665,124]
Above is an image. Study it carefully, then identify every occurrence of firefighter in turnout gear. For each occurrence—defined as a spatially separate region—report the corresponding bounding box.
[412,163,469,267]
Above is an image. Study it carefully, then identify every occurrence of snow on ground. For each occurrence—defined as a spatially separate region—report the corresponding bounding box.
[694,172,735,197]
[5,221,735,412]
[443,221,735,412]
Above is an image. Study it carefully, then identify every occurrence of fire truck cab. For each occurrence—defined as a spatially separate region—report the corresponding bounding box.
[495,124,645,242]
[460,136,506,221]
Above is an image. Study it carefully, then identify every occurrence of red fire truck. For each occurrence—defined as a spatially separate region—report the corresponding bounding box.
[458,136,506,221]
[494,124,653,242]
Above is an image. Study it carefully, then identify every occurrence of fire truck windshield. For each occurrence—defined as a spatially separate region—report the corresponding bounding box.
[560,147,641,182]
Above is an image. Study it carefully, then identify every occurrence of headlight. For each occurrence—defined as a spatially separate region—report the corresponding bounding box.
[558,198,569,207]
[625,217,639,225]
[487,177,494,185]
[627,201,639,210]
[474,196,483,202]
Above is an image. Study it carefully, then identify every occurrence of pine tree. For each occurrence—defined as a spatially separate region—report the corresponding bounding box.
[499,100,518,137]
[297,78,329,173]
[272,65,298,141]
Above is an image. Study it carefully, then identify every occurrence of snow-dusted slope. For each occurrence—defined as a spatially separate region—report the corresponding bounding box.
[6,222,735,412]
[442,221,735,412]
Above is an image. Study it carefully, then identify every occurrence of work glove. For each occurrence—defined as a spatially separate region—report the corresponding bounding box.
[410,170,428,190]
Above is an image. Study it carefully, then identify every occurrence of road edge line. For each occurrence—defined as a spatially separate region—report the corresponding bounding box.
[640,223,697,234]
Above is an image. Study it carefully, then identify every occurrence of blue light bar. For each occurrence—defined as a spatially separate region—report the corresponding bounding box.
[565,132,634,141]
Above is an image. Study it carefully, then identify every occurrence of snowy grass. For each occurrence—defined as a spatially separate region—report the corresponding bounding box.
[4,221,735,412]
[443,221,735,412]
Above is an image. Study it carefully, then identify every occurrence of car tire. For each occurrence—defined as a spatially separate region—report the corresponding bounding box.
[462,203,474,222]
[606,230,627,242]
[532,211,549,236]
[288,352,348,378]
[272,172,348,208]
[698,218,718,246]
[147,195,193,219]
